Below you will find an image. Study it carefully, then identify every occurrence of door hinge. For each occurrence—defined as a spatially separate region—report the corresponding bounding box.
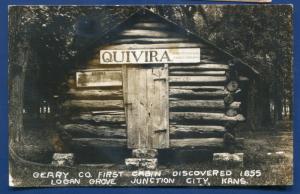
[125,102,132,106]
[153,77,167,81]
[154,128,167,133]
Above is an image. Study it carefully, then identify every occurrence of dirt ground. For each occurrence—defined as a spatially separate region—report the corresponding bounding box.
[235,121,293,185]
[10,120,293,186]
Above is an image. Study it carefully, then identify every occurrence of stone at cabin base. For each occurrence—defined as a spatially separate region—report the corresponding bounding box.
[125,158,157,170]
[52,153,74,166]
[213,153,244,167]
[132,149,158,158]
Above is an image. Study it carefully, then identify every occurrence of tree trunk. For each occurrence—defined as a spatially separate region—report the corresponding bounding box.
[273,90,283,122]
[9,7,31,143]
[289,100,293,120]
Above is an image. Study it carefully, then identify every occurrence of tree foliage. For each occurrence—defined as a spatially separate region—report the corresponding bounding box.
[9,5,293,127]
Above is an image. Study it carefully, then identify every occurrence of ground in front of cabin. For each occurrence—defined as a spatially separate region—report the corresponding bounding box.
[160,121,293,186]
[10,120,293,186]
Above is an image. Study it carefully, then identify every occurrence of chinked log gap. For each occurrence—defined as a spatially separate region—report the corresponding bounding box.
[224,60,244,148]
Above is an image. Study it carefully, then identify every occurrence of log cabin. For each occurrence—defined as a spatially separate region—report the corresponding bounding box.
[58,9,260,167]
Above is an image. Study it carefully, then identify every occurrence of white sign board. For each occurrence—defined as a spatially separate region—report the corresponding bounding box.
[76,70,122,88]
[100,48,200,64]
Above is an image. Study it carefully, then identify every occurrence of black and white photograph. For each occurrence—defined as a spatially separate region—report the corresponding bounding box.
[8,5,293,187]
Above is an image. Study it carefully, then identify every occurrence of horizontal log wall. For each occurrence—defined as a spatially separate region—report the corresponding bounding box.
[62,100,124,111]
[170,100,240,112]
[72,138,127,148]
[61,65,126,146]
[66,89,123,100]
[170,125,225,138]
[170,138,224,148]
[170,112,245,123]
[61,124,126,138]
[60,15,249,150]
[167,43,247,148]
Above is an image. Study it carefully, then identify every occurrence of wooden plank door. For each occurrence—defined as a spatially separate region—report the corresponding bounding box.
[124,64,169,149]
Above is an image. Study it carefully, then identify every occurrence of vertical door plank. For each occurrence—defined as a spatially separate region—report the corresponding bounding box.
[149,65,169,148]
[126,66,138,148]
[137,68,149,148]
[126,65,149,149]
[122,64,128,126]
[146,68,155,148]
